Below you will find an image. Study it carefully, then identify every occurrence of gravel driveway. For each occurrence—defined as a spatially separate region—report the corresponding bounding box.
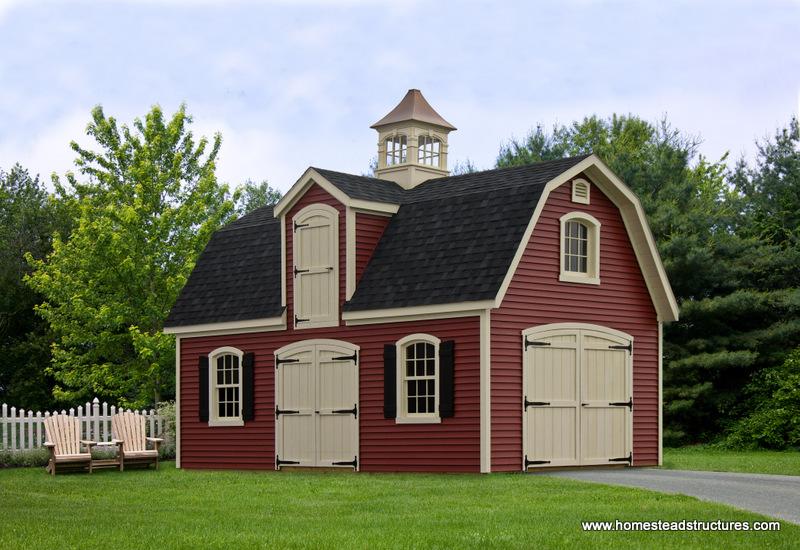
[545,468,800,524]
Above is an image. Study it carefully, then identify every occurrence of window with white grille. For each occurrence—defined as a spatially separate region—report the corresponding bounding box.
[559,212,601,285]
[385,135,407,166]
[417,135,441,167]
[209,347,244,426]
[396,334,441,422]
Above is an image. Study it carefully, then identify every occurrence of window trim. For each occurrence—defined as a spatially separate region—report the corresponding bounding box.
[559,212,601,285]
[292,203,340,330]
[208,346,244,427]
[385,134,408,166]
[417,135,441,168]
[395,333,441,424]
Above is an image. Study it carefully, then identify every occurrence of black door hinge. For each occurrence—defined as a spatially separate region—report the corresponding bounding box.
[524,396,550,409]
[332,352,358,364]
[332,404,358,418]
[525,337,551,349]
[276,455,300,467]
[275,406,300,418]
[609,397,633,410]
[332,456,358,469]
[275,357,300,369]
[295,315,309,324]
[293,221,309,232]
[609,342,633,354]
[609,452,632,465]
[294,266,310,277]
[524,455,551,468]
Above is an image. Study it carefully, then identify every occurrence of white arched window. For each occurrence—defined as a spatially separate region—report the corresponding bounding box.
[209,346,244,426]
[293,203,339,329]
[396,334,441,423]
[559,212,601,285]
[385,135,407,166]
[417,135,441,167]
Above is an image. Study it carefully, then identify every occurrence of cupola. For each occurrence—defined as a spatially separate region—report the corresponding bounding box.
[371,89,456,189]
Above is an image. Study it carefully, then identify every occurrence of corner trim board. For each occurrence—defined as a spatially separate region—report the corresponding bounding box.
[175,336,181,469]
[480,308,491,473]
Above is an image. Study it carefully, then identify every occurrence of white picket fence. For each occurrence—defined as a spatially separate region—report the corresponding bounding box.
[0,397,163,452]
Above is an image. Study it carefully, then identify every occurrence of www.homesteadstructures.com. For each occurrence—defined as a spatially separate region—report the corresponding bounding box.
[164,90,678,473]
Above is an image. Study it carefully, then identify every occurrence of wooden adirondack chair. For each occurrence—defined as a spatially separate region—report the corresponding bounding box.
[111,411,163,471]
[43,415,96,475]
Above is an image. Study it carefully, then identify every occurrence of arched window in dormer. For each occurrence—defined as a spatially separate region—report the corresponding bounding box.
[385,135,407,166]
[559,212,601,285]
[417,135,441,167]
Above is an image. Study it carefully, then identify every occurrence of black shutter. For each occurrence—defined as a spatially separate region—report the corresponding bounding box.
[198,356,209,422]
[242,352,255,421]
[383,344,397,419]
[439,340,455,418]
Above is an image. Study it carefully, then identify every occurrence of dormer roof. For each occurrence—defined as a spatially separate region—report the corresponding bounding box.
[371,89,456,130]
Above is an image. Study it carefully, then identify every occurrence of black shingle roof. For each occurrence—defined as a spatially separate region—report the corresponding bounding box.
[164,206,284,327]
[164,155,589,326]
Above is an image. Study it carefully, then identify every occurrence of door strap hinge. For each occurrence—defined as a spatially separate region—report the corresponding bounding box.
[276,455,301,467]
[524,396,550,409]
[332,404,358,418]
[295,315,310,324]
[293,266,310,277]
[275,406,300,418]
[609,452,632,464]
[332,456,358,469]
[293,221,309,232]
[331,351,358,364]
[609,342,633,354]
[525,337,551,349]
[609,397,633,410]
[524,455,551,468]
[275,357,300,368]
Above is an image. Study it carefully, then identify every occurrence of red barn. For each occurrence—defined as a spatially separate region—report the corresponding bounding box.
[164,90,678,473]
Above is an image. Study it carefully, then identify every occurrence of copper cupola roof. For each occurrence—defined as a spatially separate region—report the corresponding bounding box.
[371,89,456,131]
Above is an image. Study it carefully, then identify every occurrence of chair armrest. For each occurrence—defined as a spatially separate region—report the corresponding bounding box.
[80,440,97,447]
[111,439,124,445]
[44,442,55,448]
[145,437,164,443]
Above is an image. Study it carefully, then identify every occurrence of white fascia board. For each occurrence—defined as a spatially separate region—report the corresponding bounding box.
[493,154,679,323]
[163,314,286,337]
[274,168,400,218]
[342,300,494,325]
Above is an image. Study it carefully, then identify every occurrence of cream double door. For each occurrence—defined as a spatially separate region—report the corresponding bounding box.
[522,324,633,469]
[275,340,359,469]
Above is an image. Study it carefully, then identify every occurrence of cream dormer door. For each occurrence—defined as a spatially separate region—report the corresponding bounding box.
[293,204,339,329]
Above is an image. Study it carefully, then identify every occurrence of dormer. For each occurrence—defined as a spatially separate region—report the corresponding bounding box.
[372,89,456,190]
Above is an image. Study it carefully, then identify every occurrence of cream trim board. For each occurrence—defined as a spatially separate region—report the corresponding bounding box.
[480,309,492,473]
[493,155,679,322]
[343,300,495,324]
[658,321,663,466]
[163,314,286,336]
[521,322,634,343]
[175,336,181,469]
[274,338,361,358]
[346,207,356,300]
[274,168,399,218]
[395,333,441,424]
[558,212,601,285]
[207,346,245,427]
[281,214,287,307]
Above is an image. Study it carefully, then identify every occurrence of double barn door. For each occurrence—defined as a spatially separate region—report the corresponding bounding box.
[275,340,359,469]
[523,324,633,469]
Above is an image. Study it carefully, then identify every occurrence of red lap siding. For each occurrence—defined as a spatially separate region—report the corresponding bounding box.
[491,175,659,471]
[355,213,390,284]
[180,184,480,472]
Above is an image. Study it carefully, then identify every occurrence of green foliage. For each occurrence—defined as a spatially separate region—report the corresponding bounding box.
[0,448,49,468]
[722,349,800,450]
[0,165,71,410]
[234,179,282,215]
[663,446,800,476]
[496,114,800,448]
[26,104,235,408]
[156,400,176,459]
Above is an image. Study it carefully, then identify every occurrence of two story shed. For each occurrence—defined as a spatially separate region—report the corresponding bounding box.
[164,90,678,473]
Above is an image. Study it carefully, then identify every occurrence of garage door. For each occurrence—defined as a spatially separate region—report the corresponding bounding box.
[274,340,359,470]
[522,324,632,469]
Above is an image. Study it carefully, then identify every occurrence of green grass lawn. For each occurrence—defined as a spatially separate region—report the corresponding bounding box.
[0,463,797,549]
[663,447,800,476]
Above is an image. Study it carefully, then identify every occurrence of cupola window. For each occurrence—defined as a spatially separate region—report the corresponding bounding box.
[385,135,407,166]
[417,135,441,167]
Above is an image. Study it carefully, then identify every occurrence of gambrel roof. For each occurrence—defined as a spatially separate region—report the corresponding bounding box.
[165,154,678,330]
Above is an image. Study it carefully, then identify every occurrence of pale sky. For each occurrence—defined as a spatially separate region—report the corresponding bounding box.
[0,0,798,192]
